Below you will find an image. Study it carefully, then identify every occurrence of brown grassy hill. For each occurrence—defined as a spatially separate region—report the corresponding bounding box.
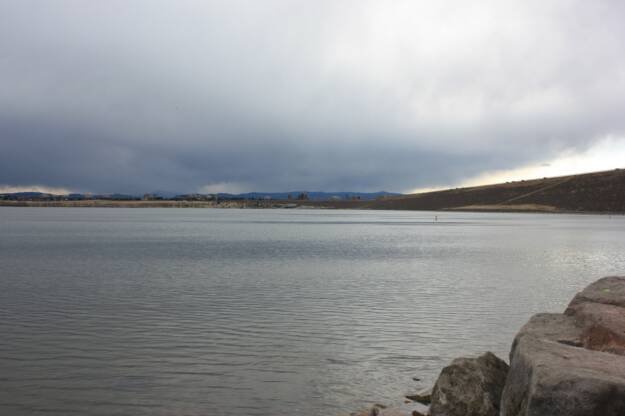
[363,168,625,213]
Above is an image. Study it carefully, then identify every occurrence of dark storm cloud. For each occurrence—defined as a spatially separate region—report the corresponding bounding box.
[2,1,625,193]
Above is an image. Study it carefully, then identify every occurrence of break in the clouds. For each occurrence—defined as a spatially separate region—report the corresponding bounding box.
[1,1,625,194]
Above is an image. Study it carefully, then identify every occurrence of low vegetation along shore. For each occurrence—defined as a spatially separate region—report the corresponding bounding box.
[350,276,625,416]
[2,168,625,213]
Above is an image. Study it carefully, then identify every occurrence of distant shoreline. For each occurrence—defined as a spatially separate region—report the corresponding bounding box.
[2,167,624,214]
[1,199,624,215]
[0,199,360,209]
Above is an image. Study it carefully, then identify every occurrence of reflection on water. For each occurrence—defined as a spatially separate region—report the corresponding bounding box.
[1,208,624,415]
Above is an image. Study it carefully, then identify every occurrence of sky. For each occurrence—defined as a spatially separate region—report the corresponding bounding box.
[1,1,625,195]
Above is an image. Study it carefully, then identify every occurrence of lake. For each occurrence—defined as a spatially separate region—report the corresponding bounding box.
[1,208,625,415]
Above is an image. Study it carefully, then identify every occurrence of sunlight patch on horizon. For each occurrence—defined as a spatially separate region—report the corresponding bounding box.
[0,185,74,195]
[409,136,625,194]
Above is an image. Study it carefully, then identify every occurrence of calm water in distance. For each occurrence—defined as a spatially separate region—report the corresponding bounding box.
[1,207,625,415]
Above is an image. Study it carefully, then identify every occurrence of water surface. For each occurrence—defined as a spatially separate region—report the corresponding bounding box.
[1,208,625,415]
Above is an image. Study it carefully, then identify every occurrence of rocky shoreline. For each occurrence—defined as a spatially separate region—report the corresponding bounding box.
[349,276,625,416]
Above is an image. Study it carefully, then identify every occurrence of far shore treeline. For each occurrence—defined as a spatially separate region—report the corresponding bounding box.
[0,190,399,203]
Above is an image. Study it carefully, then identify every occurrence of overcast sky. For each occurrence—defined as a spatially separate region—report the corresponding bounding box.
[1,1,625,194]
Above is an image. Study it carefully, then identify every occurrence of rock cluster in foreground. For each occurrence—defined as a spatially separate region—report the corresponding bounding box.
[502,276,625,416]
[350,276,625,416]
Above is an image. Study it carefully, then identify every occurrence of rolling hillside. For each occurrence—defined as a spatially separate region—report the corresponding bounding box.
[364,168,625,213]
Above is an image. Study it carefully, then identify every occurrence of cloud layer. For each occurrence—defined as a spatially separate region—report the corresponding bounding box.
[2,1,625,193]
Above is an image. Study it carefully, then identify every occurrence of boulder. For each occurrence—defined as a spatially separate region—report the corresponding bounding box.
[501,276,625,416]
[567,276,625,308]
[429,352,509,416]
[565,276,625,355]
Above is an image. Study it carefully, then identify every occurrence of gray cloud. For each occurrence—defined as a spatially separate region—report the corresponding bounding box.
[1,0,625,193]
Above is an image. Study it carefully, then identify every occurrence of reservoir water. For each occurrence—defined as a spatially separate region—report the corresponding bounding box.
[1,207,625,415]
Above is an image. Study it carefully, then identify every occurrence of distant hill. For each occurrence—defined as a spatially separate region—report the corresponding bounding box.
[216,191,401,201]
[0,190,401,202]
[2,192,49,198]
[364,168,625,213]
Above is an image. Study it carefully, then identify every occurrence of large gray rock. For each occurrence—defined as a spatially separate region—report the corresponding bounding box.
[565,276,625,355]
[429,352,509,416]
[501,276,625,416]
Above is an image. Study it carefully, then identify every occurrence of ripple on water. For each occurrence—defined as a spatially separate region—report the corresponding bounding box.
[1,208,625,415]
